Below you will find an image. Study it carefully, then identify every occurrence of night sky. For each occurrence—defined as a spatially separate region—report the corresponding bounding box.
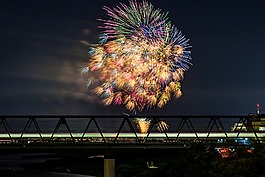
[1,0,265,116]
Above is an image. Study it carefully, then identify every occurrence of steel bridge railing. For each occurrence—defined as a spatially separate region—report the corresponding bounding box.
[0,115,263,148]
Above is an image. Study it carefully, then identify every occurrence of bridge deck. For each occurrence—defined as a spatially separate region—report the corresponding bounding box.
[0,132,264,138]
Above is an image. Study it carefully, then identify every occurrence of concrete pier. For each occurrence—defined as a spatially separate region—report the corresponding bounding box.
[104,158,115,177]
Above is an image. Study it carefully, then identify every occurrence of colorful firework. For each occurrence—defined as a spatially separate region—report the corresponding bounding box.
[134,118,169,133]
[83,0,192,112]
[134,118,151,134]
[156,120,169,132]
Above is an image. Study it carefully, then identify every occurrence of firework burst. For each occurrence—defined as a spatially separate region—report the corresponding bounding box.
[83,0,192,112]
[134,118,151,134]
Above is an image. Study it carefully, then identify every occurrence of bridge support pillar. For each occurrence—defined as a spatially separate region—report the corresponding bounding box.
[104,158,115,177]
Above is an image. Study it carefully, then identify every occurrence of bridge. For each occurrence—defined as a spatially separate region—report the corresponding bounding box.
[1,114,264,177]
[0,114,263,149]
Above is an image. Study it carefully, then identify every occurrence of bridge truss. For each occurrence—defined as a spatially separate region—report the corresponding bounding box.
[0,115,263,149]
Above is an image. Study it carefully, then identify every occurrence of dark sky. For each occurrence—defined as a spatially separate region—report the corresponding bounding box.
[1,0,265,116]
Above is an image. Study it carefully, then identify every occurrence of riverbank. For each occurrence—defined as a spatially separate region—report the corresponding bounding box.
[0,153,99,177]
[0,170,96,177]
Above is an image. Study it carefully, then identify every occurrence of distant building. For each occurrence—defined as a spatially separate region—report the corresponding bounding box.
[248,114,265,131]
